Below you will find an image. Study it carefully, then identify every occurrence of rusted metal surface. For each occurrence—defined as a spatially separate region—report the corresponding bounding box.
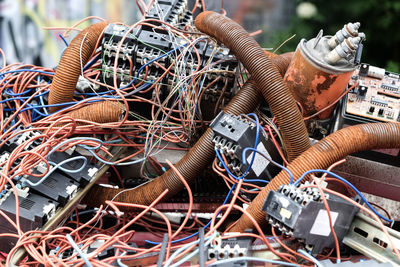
[362,193,400,221]
[284,44,353,119]
[332,155,400,202]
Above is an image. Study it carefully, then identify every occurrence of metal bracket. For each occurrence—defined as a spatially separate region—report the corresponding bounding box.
[343,213,400,266]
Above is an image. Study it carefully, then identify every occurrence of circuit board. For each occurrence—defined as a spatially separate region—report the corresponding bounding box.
[344,64,400,123]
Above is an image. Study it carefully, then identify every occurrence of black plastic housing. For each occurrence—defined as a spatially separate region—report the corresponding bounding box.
[210,111,282,182]
[262,184,359,254]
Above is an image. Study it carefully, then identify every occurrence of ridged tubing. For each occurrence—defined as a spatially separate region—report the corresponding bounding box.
[48,21,109,112]
[84,80,260,207]
[84,53,293,208]
[195,11,310,161]
[65,101,123,124]
[268,52,294,77]
[230,122,400,232]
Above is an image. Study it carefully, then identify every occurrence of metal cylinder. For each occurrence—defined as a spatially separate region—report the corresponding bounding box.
[283,38,354,119]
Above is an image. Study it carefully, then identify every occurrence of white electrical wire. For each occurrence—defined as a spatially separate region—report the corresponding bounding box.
[298,249,324,267]
[164,231,217,267]
[66,234,92,267]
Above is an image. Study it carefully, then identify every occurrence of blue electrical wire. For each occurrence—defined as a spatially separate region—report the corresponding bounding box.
[4,87,33,96]
[215,149,269,184]
[298,249,325,266]
[66,234,92,267]
[83,53,102,71]
[7,98,105,118]
[0,69,54,77]
[22,156,87,187]
[294,169,392,223]
[59,34,69,47]
[120,42,188,91]
[0,90,48,104]
[0,96,37,104]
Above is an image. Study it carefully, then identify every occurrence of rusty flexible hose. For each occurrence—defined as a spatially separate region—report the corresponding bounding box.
[195,11,310,161]
[85,79,261,206]
[84,51,293,208]
[64,101,124,124]
[48,21,108,112]
[84,52,293,207]
[230,122,400,232]
[268,52,293,77]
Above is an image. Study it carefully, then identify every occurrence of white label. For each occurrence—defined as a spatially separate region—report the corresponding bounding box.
[246,142,270,177]
[279,196,290,208]
[309,209,339,236]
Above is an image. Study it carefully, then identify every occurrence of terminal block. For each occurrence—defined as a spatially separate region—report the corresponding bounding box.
[207,233,253,267]
[143,0,188,31]
[262,183,359,254]
[20,171,79,206]
[100,0,238,119]
[0,190,59,252]
[210,111,281,181]
[1,126,43,152]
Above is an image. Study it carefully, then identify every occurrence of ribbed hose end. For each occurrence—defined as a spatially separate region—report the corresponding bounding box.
[83,52,293,210]
[195,11,310,162]
[66,101,124,124]
[230,122,400,232]
[49,21,109,113]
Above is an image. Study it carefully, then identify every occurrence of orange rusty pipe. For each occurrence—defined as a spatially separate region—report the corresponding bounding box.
[64,101,124,124]
[268,51,294,77]
[84,80,261,207]
[48,21,109,112]
[230,122,400,232]
[83,52,293,209]
[195,11,310,162]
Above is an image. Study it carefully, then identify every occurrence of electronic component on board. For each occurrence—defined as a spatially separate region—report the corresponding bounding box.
[338,63,400,166]
[357,85,368,99]
[342,64,400,123]
[0,126,43,152]
[47,149,99,186]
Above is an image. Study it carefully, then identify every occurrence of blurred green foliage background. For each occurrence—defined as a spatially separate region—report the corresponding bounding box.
[266,0,400,72]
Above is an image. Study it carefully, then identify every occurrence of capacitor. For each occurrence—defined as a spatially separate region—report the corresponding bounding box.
[367,66,385,79]
[284,38,355,119]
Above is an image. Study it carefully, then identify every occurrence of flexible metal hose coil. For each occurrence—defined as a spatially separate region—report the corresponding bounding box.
[48,21,108,112]
[65,101,124,124]
[230,122,400,232]
[84,53,293,208]
[195,11,310,162]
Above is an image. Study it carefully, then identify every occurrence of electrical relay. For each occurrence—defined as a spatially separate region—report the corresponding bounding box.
[210,111,282,182]
[262,183,359,254]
